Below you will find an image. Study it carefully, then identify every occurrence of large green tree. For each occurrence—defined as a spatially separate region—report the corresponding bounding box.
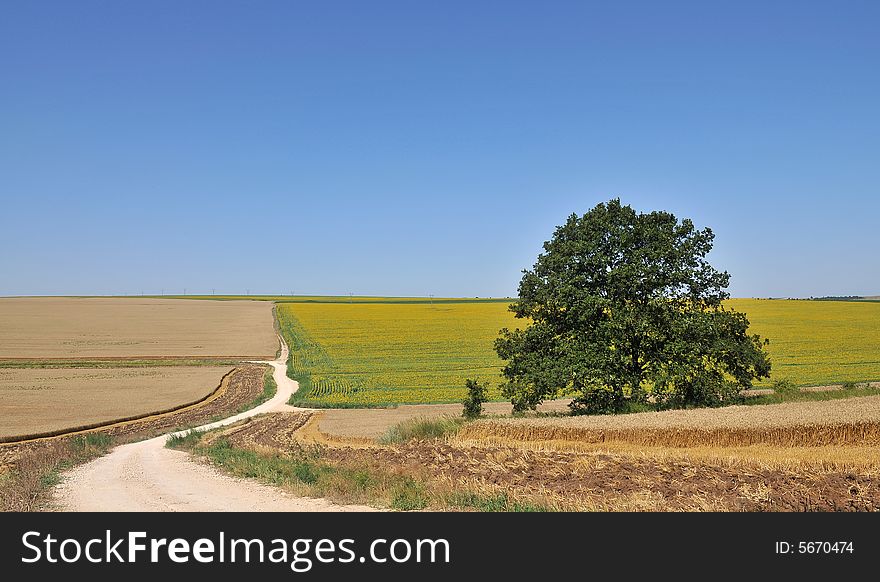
[495,199,771,414]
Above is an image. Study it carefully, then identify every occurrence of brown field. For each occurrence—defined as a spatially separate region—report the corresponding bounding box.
[0,366,232,438]
[317,399,572,440]
[0,297,277,359]
[320,440,878,511]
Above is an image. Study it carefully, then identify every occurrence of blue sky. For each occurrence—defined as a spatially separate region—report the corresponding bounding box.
[2,1,878,298]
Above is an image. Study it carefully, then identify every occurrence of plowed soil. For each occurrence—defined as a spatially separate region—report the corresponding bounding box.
[321,442,878,512]
[216,412,313,452]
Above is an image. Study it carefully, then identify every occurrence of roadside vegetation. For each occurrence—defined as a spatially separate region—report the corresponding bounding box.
[165,366,279,446]
[0,433,114,511]
[167,429,552,511]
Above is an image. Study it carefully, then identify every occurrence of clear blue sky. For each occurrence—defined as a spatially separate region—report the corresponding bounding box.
[2,1,878,298]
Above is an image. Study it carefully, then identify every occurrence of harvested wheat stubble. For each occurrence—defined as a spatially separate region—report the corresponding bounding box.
[0,297,277,359]
[460,395,880,448]
[0,366,234,438]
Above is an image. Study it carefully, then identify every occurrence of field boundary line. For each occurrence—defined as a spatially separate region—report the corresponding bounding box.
[0,355,271,364]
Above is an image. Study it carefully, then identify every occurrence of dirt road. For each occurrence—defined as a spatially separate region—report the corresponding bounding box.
[52,336,376,512]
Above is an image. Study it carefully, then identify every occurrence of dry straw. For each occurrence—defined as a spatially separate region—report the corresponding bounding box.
[459,395,880,448]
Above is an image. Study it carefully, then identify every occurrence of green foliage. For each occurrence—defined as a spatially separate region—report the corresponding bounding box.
[771,378,798,395]
[496,199,771,414]
[390,478,429,511]
[379,417,464,444]
[69,432,113,452]
[199,439,323,486]
[165,429,204,450]
[445,492,550,512]
[192,438,431,510]
[570,384,627,414]
[462,379,489,418]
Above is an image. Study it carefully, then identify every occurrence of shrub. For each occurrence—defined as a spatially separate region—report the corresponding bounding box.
[462,379,488,419]
[379,417,462,444]
[570,384,627,415]
[771,379,798,395]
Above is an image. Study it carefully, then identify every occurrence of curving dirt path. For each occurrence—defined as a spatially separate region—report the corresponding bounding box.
[52,335,376,512]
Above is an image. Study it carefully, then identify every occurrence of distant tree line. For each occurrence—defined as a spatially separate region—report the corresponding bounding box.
[812,296,864,301]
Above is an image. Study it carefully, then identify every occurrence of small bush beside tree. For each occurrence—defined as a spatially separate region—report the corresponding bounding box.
[462,379,488,419]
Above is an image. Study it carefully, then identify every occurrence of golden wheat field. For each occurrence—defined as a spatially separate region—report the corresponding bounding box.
[459,394,880,447]
[278,298,880,406]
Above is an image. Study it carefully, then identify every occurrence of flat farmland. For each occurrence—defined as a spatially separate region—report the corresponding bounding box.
[0,366,232,438]
[279,301,516,406]
[727,299,880,386]
[0,298,277,360]
[279,298,880,407]
[0,297,277,441]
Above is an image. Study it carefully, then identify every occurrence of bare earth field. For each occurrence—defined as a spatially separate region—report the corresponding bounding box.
[0,297,277,359]
[0,366,232,438]
[317,399,572,440]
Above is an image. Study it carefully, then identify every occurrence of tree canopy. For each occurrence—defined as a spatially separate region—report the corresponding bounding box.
[495,199,771,414]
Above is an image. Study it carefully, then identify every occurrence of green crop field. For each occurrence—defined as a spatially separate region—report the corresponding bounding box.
[277,298,880,407]
[278,301,516,406]
[727,299,880,388]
